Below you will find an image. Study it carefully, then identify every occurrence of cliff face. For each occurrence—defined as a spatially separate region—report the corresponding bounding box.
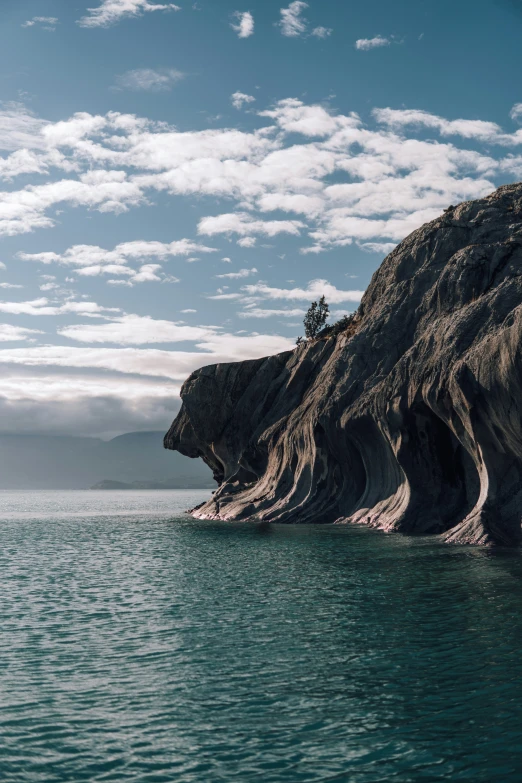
[165,183,522,546]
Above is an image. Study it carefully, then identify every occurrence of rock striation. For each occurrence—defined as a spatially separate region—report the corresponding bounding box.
[165,184,522,546]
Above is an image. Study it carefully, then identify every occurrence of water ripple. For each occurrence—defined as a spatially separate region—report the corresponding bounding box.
[1,490,522,780]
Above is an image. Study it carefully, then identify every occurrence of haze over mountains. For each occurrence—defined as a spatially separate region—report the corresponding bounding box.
[0,432,213,490]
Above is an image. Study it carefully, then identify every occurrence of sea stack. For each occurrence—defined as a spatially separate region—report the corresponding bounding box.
[165,183,522,546]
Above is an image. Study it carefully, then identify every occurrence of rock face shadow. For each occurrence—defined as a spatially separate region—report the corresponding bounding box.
[165,184,522,546]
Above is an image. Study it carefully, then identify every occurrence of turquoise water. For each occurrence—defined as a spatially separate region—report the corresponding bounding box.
[2,490,522,782]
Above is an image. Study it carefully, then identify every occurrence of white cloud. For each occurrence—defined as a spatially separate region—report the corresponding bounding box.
[114,68,185,92]
[22,17,58,30]
[78,0,181,27]
[311,26,332,38]
[133,263,164,282]
[279,1,308,37]
[0,297,119,317]
[207,292,242,300]
[373,107,508,143]
[0,324,42,341]
[242,279,365,304]
[1,97,520,256]
[59,314,217,345]
[181,308,197,313]
[0,103,48,152]
[231,11,254,38]
[0,334,295,381]
[0,319,297,436]
[0,283,23,289]
[198,212,305,237]
[258,192,325,217]
[355,36,391,51]
[216,267,258,279]
[258,97,360,136]
[231,91,256,110]
[238,307,305,318]
[19,239,216,284]
[358,241,397,254]
[510,103,522,123]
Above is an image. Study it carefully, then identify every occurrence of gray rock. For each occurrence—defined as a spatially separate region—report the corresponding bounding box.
[165,183,522,546]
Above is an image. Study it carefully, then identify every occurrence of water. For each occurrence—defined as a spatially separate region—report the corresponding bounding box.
[2,490,522,782]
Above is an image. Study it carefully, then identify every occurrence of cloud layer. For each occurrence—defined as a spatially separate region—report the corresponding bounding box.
[78,0,181,28]
[1,94,520,435]
[2,98,519,255]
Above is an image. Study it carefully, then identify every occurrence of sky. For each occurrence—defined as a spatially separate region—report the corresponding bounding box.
[0,0,521,438]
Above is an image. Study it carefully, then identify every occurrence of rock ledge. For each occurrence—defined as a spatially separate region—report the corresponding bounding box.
[165,184,522,546]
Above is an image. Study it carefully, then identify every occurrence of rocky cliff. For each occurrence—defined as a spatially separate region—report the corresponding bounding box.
[165,183,522,546]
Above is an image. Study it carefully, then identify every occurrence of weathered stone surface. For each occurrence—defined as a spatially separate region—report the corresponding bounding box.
[165,183,522,545]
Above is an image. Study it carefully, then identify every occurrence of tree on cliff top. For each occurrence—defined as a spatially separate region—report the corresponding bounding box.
[303,295,330,339]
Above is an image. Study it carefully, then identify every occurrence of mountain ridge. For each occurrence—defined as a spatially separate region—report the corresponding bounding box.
[0,431,213,489]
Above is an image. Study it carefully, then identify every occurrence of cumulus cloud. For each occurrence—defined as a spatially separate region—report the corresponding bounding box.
[0,103,48,152]
[19,239,216,284]
[241,279,365,304]
[216,267,258,279]
[258,96,359,136]
[279,1,308,37]
[78,0,181,27]
[0,334,294,377]
[237,307,305,318]
[198,212,305,237]
[1,97,520,255]
[373,107,509,142]
[231,11,254,38]
[22,17,58,30]
[231,91,256,110]
[59,314,217,345]
[0,297,119,317]
[358,241,397,254]
[0,324,43,341]
[113,68,185,91]
[355,36,391,51]
[311,26,332,38]
[19,239,216,267]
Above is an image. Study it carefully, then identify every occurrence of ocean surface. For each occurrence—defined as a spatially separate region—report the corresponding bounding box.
[2,490,522,782]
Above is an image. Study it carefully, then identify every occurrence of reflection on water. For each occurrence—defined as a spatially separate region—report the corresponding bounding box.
[1,490,522,781]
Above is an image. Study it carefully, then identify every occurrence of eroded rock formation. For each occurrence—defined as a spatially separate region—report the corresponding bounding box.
[165,183,522,545]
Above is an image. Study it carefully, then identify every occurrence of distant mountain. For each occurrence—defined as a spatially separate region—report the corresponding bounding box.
[90,478,210,490]
[0,432,213,489]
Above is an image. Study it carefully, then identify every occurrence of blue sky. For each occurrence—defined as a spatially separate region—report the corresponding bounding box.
[0,0,521,437]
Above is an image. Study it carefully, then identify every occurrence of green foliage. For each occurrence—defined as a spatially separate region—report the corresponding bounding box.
[297,303,359,346]
[329,313,356,337]
[303,295,330,339]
